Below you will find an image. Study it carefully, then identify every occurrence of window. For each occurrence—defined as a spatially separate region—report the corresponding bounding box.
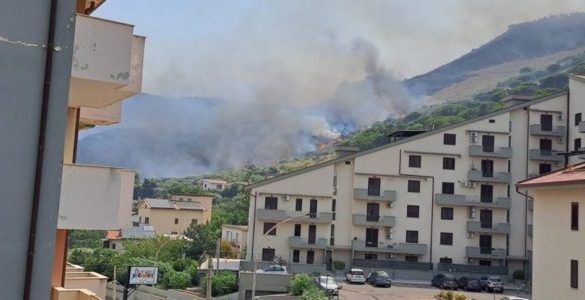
[261,248,275,261]
[332,199,336,220]
[144,217,150,224]
[407,205,420,218]
[444,133,456,145]
[482,135,495,153]
[112,243,116,250]
[575,138,582,151]
[541,114,553,131]
[409,155,422,168]
[292,250,300,263]
[191,219,197,225]
[405,256,418,262]
[441,207,454,220]
[408,180,420,193]
[576,113,582,126]
[330,224,335,246]
[481,160,494,177]
[439,257,453,264]
[174,218,179,225]
[295,198,302,211]
[572,202,579,231]
[406,230,419,243]
[571,259,578,289]
[307,250,315,264]
[263,222,276,235]
[489,119,495,123]
[443,157,455,170]
[294,224,301,237]
[264,197,278,210]
[365,253,377,260]
[440,232,453,245]
[368,177,381,196]
[539,163,552,174]
[442,182,454,195]
[480,185,493,203]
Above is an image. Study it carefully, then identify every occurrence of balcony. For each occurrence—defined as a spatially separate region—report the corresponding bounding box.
[467,221,510,235]
[288,237,328,249]
[529,124,565,137]
[528,149,564,162]
[255,209,333,224]
[64,272,107,299]
[58,164,134,230]
[69,14,144,109]
[51,287,102,300]
[435,194,511,209]
[352,240,427,255]
[527,224,533,237]
[352,214,396,227]
[467,170,511,183]
[79,102,122,126]
[466,247,506,260]
[579,121,585,133]
[468,145,512,159]
[354,188,397,203]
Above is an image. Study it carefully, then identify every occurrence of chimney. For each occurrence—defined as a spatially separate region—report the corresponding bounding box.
[335,145,359,158]
[501,95,534,107]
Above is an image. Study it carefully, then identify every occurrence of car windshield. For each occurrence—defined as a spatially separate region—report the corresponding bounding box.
[376,271,389,278]
[489,277,502,282]
[320,277,336,285]
[351,270,364,275]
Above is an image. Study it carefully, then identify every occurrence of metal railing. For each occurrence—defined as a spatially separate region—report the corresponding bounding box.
[468,145,512,158]
[354,188,397,202]
[435,194,511,209]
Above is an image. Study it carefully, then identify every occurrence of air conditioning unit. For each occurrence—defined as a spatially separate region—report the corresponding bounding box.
[470,132,478,144]
[461,181,476,189]
[283,195,290,201]
[467,233,475,239]
[467,207,476,219]
[385,233,393,240]
[386,202,395,208]
[558,137,564,144]
[387,253,397,259]
[332,188,337,196]
[468,258,475,264]
[558,114,564,121]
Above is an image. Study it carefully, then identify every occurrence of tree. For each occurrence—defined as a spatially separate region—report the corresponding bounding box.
[203,271,238,297]
[68,230,106,249]
[184,224,219,258]
[141,178,157,198]
[220,240,237,258]
[123,236,188,262]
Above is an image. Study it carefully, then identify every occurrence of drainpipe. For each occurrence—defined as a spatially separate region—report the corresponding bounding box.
[565,91,570,168]
[23,0,59,298]
[398,150,435,268]
[250,191,257,261]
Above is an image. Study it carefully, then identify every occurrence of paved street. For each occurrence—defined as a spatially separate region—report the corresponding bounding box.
[338,282,530,300]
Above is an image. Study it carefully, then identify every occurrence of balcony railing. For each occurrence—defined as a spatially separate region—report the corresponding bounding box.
[435,194,511,209]
[529,124,565,137]
[467,170,511,183]
[352,240,427,255]
[467,221,510,235]
[354,188,397,202]
[528,149,564,162]
[468,145,512,158]
[352,214,396,227]
[58,164,134,230]
[353,259,432,270]
[51,287,102,300]
[437,263,507,275]
[255,209,333,224]
[466,247,506,259]
[288,237,328,249]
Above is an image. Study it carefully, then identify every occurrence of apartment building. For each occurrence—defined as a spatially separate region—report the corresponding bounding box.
[246,75,585,278]
[222,225,249,257]
[137,194,213,235]
[518,163,585,299]
[1,1,144,298]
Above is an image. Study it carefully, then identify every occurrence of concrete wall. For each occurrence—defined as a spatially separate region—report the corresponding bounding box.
[0,0,76,298]
[238,272,292,300]
[64,272,107,299]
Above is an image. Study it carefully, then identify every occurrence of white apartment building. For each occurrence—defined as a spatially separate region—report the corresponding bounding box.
[518,163,585,299]
[246,74,585,278]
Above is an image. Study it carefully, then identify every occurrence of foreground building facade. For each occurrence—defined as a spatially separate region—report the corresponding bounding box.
[247,75,585,278]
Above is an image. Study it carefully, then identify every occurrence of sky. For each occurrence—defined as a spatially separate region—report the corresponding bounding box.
[95,0,585,106]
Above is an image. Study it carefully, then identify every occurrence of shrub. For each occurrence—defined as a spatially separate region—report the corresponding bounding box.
[300,286,327,300]
[163,271,191,289]
[513,269,525,280]
[454,294,467,300]
[202,271,238,297]
[333,260,345,270]
[289,273,315,296]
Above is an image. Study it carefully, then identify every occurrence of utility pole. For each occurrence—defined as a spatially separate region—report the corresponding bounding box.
[216,238,220,275]
[113,266,117,300]
[207,254,213,300]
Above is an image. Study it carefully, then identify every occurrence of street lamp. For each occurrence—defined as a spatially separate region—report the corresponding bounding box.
[251,213,313,299]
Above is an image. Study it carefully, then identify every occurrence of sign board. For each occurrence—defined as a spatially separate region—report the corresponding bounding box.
[128,266,158,285]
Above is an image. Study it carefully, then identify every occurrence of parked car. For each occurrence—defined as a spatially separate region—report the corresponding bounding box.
[346,268,366,284]
[366,271,392,287]
[431,274,458,290]
[500,297,529,300]
[317,275,341,295]
[479,275,504,293]
[456,276,481,291]
[256,265,288,274]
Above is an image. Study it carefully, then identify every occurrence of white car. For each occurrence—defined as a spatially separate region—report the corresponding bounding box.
[256,265,288,274]
[500,297,530,300]
[346,268,366,284]
[317,275,341,295]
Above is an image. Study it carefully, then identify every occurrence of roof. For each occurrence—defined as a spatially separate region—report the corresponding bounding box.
[121,225,156,239]
[518,162,585,189]
[387,130,427,138]
[143,198,205,211]
[201,179,228,184]
[222,224,248,231]
[247,90,569,189]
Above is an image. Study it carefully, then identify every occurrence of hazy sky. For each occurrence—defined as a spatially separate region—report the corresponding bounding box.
[95,0,585,105]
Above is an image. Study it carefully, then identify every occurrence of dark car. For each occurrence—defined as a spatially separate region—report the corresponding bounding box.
[457,276,481,291]
[431,274,457,290]
[367,271,392,287]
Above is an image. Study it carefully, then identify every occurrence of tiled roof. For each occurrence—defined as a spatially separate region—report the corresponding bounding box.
[518,162,585,188]
[106,230,121,239]
[121,225,156,239]
[143,198,205,211]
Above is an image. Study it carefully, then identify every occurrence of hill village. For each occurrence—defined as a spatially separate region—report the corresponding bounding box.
[4,1,585,300]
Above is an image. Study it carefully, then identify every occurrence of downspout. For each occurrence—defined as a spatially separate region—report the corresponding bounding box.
[565,91,570,168]
[524,107,530,262]
[250,191,257,261]
[24,0,58,298]
[398,150,435,268]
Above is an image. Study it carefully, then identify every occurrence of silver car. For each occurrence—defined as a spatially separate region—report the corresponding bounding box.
[317,275,341,295]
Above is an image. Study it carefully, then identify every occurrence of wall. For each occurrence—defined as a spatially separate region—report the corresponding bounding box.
[64,271,107,299]
[138,206,208,235]
[0,1,76,298]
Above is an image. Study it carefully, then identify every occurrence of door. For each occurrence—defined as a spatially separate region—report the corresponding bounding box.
[309,199,317,218]
[262,248,276,261]
[480,210,492,228]
[308,225,316,244]
[365,228,379,247]
[481,160,494,177]
[368,177,381,196]
[479,235,492,254]
[482,135,494,153]
[307,250,315,264]
[540,139,552,156]
[480,185,493,203]
[366,203,380,221]
[541,114,553,131]
[325,250,333,271]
